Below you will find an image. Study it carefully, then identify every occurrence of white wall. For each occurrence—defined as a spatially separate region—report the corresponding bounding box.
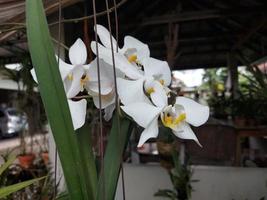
[116,164,267,200]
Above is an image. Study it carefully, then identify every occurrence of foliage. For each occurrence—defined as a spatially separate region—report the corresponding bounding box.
[26,1,133,200]
[0,154,45,199]
[200,68,228,93]
[202,66,267,123]
[155,150,197,200]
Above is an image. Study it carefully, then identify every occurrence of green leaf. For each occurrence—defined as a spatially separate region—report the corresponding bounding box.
[97,114,132,200]
[0,155,16,176]
[0,176,45,198]
[56,192,69,200]
[26,0,96,199]
[76,124,97,199]
[154,189,177,199]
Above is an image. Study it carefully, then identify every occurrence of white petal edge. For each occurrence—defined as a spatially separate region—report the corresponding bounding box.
[92,92,115,109]
[58,59,74,80]
[104,103,116,121]
[172,123,202,147]
[137,118,159,147]
[30,69,38,83]
[91,41,143,79]
[117,78,151,105]
[95,24,118,49]
[121,102,162,128]
[175,97,209,127]
[121,36,150,62]
[86,59,113,95]
[149,81,168,108]
[66,66,84,98]
[86,80,113,96]
[143,57,171,86]
[69,38,87,65]
[68,99,87,130]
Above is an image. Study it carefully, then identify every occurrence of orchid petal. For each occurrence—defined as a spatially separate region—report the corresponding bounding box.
[95,24,118,49]
[57,56,74,80]
[117,78,151,105]
[92,91,115,109]
[87,81,113,95]
[85,59,113,95]
[122,36,150,62]
[104,103,116,121]
[173,123,202,147]
[175,97,209,127]
[69,38,87,65]
[121,102,162,128]
[82,64,90,72]
[146,80,167,108]
[30,69,38,83]
[68,99,87,130]
[137,118,159,147]
[66,66,84,98]
[86,59,113,81]
[143,57,171,86]
[31,63,71,84]
[91,41,143,79]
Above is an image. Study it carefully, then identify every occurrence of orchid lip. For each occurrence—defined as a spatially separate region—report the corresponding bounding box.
[161,112,186,129]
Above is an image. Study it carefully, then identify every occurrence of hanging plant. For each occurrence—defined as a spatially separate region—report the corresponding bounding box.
[25,0,209,199]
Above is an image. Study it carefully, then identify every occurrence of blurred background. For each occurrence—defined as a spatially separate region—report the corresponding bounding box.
[0,0,267,199]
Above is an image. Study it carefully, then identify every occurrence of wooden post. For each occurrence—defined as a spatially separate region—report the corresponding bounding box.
[165,23,180,69]
[226,53,238,98]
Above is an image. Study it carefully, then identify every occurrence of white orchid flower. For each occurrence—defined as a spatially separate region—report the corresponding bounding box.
[30,68,87,130]
[91,25,172,106]
[87,61,124,121]
[30,38,117,129]
[90,25,146,80]
[31,38,114,99]
[61,38,114,99]
[121,96,209,147]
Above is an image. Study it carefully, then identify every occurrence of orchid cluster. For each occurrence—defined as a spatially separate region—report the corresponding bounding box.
[31,24,209,147]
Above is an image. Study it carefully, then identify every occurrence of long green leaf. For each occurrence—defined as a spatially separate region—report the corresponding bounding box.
[97,114,132,200]
[0,155,16,176]
[0,176,45,198]
[76,124,98,199]
[56,192,69,200]
[26,1,95,199]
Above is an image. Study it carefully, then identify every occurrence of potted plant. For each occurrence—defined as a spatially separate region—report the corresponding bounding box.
[155,150,197,200]
[17,129,35,169]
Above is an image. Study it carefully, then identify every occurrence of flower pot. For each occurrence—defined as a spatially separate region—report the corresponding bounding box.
[41,152,49,165]
[18,154,35,168]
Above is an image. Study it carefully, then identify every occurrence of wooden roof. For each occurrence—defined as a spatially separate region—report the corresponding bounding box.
[0,0,81,64]
[1,0,267,70]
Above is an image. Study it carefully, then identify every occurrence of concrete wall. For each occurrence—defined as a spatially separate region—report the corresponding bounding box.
[116,164,267,200]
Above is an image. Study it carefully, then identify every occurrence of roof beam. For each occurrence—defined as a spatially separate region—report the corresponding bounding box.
[148,34,239,47]
[187,0,264,55]
[142,6,267,26]
[231,17,267,50]
[0,0,82,43]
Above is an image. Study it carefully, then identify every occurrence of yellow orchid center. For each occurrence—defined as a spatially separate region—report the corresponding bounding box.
[162,113,186,129]
[80,75,89,87]
[128,54,137,63]
[174,113,186,125]
[67,73,73,81]
[146,87,155,95]
[159,79,165,85]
